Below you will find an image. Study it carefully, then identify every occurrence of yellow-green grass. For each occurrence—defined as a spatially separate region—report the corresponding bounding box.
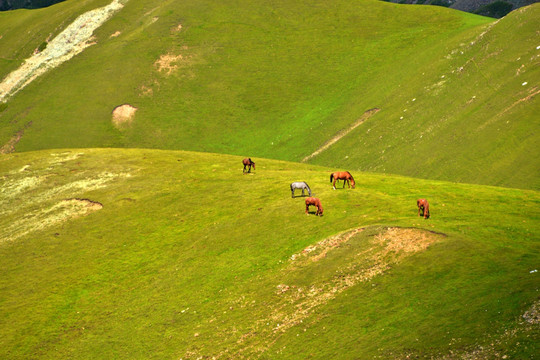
[3,1,538,190]
[1,149,538,358]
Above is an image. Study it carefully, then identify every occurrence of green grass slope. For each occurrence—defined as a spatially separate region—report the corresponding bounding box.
[2,0,537,190]
[311,4,540,190]
[1,149,538,358]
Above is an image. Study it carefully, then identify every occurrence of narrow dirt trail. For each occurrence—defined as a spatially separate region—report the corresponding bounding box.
[301,108,380,162]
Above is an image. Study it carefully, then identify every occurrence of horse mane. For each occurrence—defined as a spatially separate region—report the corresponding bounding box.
[346,171,354,180]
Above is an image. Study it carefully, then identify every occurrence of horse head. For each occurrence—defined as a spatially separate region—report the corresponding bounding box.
[347,172,356,188]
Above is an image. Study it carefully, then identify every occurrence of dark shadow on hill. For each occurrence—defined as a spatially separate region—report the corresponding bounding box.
[0,0,65,11]
[378,0,535,18]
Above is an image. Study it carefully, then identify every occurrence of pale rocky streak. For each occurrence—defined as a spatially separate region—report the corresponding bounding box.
[0,0,127,102]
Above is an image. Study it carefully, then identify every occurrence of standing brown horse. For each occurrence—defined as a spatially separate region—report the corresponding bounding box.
[330,171,355,190]
[305,197,323,216]
[417,198,430,219]
[242,158,255,173]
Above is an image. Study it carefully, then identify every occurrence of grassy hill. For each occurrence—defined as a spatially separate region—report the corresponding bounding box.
[0,0,538,189]
[1,149,539,359]
[0,1,539,358]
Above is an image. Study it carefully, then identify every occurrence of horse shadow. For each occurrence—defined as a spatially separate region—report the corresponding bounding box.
[292,193,314,198]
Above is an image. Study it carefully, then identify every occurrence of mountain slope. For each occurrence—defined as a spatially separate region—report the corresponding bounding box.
[1,149,538,358]
[0,1,537,190]
[310,4,540,189]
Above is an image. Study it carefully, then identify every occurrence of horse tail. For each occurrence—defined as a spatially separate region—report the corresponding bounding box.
[330,173,334,183]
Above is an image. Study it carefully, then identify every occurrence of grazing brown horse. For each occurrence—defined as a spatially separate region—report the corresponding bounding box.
[242,158,255,173]
[330,171,355,190]
[417,198,430,219]
[305,197,323,216]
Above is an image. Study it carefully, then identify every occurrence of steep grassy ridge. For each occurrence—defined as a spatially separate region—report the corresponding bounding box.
[6,0,537,187]
[313,4,540,190]
[1,149,538,358]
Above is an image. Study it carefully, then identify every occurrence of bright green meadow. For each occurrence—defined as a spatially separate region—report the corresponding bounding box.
[0,149,539,358]
[0,0,539,358]
[0,0,538,188]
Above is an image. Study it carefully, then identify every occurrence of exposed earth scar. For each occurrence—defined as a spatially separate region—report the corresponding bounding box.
[0,121,32,154]
[0,0,127,103]
[198,227,444,359]
[302,108,380,162]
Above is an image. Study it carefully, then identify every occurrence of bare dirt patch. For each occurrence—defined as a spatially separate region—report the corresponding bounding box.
[0,0,126,102]
[112,104,137,128]
[198,227,444,359]
[523,300,540,325]
[302,108,380,162]
[1,152,130,244]
[172,23,183,32]
[0,121,32,154]
[270,227,444,333]
[154,53,185,76]
[1,198,103,244]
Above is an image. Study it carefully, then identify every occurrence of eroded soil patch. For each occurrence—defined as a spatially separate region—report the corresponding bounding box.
[1,198,103,243]
[112,104,137,128]
[0,152,130,244]
[186,226,444,359]
[154,53,185,75]
[0,121,32,154]
[0,0,126,102]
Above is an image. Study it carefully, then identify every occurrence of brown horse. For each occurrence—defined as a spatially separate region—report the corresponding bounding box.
[330,171,355,190]
[417,199,430,219]
[242,158,255,173]
[305,197,323,216]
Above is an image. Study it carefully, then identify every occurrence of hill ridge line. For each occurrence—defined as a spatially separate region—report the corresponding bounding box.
[301,108,380,163]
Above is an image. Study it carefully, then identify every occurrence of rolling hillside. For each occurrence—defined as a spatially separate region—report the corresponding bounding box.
[0,0,538,189]
[0,1,539,358]
[1,149,539,358]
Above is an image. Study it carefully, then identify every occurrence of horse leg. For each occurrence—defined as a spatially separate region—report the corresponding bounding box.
[306,204,310,215]
[333,179,337,190]
[343,179,346,188]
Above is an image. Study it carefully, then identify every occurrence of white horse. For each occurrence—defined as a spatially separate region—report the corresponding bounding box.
[290,181,312,198]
